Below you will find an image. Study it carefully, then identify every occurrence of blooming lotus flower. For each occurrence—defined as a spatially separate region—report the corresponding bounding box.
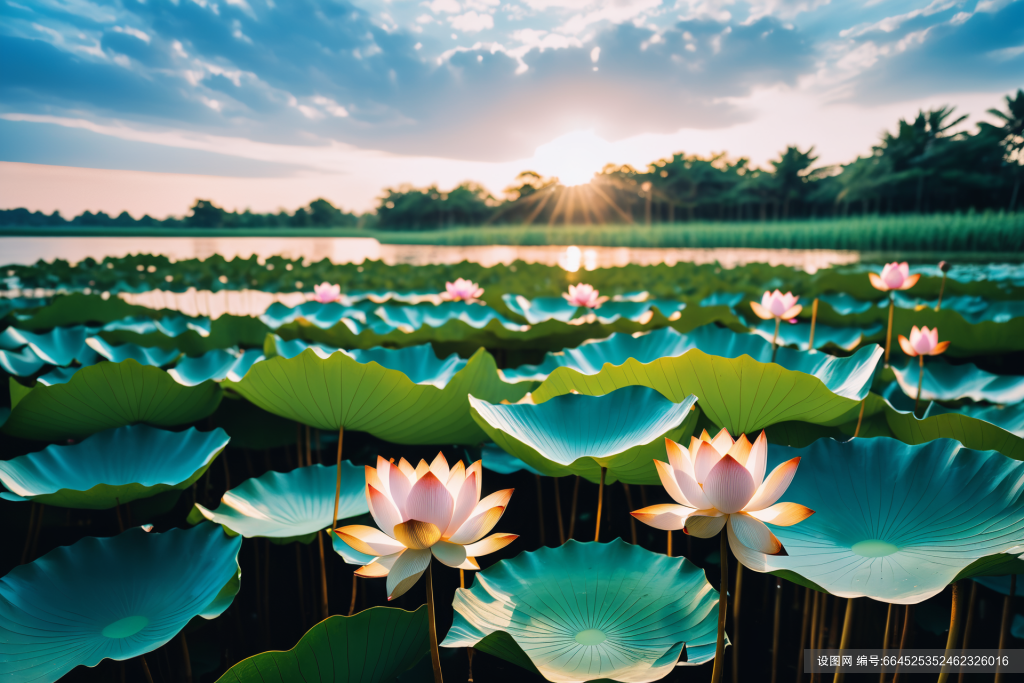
[750,290,802,321]
[336,453,517,600]
[631,429,813,561]
[441,278,484,303]
[312,282,341,303]
[563,283,608,309]
[869,262,920,292]
[898,326,950,357]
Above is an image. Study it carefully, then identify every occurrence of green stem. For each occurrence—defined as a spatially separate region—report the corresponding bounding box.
[937,583,962,683]
[809,298,819,350]
[594,467,606,542]
[915,354,925,415]
[426,561,444,683]
[771,317,781,363]
[833,599,855,683]
[885,293,894,367]
[711,531,729,683]
[770,578,782,683]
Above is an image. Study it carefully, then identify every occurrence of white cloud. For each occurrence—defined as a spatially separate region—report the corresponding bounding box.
[312,95,350,117]
[590,45,600,62]
[112,26,151,43]
[426,0,462,13]
[839,0,956,38]
[449,11,494,32]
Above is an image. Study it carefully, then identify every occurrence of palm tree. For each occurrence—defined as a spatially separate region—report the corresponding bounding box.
[769,146,819,218]
[986,89,1024,211]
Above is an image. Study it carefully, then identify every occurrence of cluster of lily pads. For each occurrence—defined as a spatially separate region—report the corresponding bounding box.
[1,258,1023,682]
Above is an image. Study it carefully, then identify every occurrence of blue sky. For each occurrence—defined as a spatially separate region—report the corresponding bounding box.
[1,0,1022,216]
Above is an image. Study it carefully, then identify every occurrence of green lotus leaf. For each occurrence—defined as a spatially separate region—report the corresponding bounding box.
[891,357,1024,404]
[442,539,722,683]
[169,348,265,386]
[0,524,242,683]
[742,438,1024,604]
[260,301,373,329]
[103,313,212,337]
[214,606,428,683]
[3,359,223,441]
[97,314,272,357]
[0,424,228,508]
[0,347,47,376]
[481,443,543,475]
[529,325,882,435]
[750,319,882,352]
[470,387,699,484]
[814,292,1024,325]
[501,295,686,325]
[224,346,528,444]
[10,292,156,330]
[375,301,527,332]
[0,324,100,366]
[188,462,368,544]
[923,402,1024,438]
[85,337,181,367]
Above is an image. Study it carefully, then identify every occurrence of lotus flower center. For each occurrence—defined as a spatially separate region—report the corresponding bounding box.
[851,540,899,558]
[102,615,149,638]
[575,628,607,646]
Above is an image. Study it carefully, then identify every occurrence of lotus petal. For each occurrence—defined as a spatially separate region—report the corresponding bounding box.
[0,424,228,509]
[188,462,368,543]
[214,606,428,683]
[630,503,692,531]
[0,525,241,683]
[442,539,721,683]
[744,438,1024,604]
[470,387,698,484]
[386,548,432,600]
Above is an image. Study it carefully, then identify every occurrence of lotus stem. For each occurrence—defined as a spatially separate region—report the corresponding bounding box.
[995,574,1016,683]
[936,273,947,311]
[305,424,312,467]
[29,504,44,559]
[568,476,580,540]
[594,467,607,542]
[914,355,925,415]
[140,655,155,683]
[731,563,744,683]
[621,482,637,545]
[711,531,729,683]
[21,503,39,564]
[461,570,475,681]
[809,298,819,350]
[553,476,565,545]
[771,578,782,683]
[535,474,546,546]
[114,498,125,533]
[797,587,811,682]
[295,544,307,628]
[332,425,344,529]
[853,400,866,439]
[317,531,329,621]
[937,582,963,683]
[892,604,913,683]
[833,599,855,683]
[880,603,894,683]
[347,572,357,616]
[957,582,977,683]
[885,293,894,367]
[771,317,781,363]
[180,633,193,683]
[666,530,672,557]
[426,561,445,683]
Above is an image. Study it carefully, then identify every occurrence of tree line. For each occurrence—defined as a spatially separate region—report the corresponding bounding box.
[2,90,1021,230]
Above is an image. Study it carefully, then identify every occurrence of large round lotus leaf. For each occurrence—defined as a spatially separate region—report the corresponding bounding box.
[750,319,882,352]
[481,443,543,475]
[0,424,228,509]
[814,292,1024,325]
[103,314,211,337]
[188,462,368,544]
[214,606,428,683]
[891,358,1024,404]
[267,336,468,387]
[529,325,882,435]
[99,314,273,357]
[85,337,181,367]
[374,301,527,332]
[0,347,46,376]
[442,539,721,683]
[260,301,372,329]
[470,388,698,484]
[0,324,100,366]
[224,347,528,444]
[3,360,223,441]
[502,295,686,325]
[10,293,154,330]
[169,348,265,386]
[924,402,1024,438]
[740,438,1024,604]
[0,524,242,683]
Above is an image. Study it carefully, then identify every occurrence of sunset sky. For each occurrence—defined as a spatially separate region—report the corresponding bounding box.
[1,0,1022,217]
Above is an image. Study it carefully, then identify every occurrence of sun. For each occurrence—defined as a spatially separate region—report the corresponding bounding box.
[530,130,616,187]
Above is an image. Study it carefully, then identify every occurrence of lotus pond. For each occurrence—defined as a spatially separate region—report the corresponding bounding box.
[1,255,1023,682]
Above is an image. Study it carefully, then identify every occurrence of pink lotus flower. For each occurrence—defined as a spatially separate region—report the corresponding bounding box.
[336,453,517,600]
[898,326,950,357]
[563,283,609,309]
[631,429,813,565]
[869,262,920,292]
[312,282,341,303]
[441,278,484,303]
[750,290,802,321]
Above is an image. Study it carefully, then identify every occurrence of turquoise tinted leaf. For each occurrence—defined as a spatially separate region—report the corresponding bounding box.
[892,358,1024,404]
[470,387,698,484]
[0,347,46,376]
[189,463,368,544]
[169,348,265,386]
[750,319,883,351]
[103,314,211,337]
[924,402,1024,438]
[481,444,543,475]
[214,606,428,683]
[374,301,527,332]
[260,301,371,329]
[0,325,100,366]
[747,438,1024,603]
[442,539,721,683]
[0,424,228,508]
[0,524,242,683]
[85,337,181,367]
